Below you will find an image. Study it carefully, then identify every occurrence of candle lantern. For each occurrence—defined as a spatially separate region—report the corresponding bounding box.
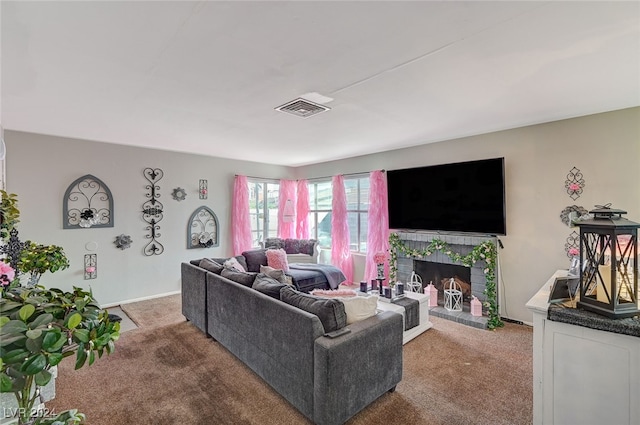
[424,282,438,307]
[444,277,463,312]
[576,206,639,319]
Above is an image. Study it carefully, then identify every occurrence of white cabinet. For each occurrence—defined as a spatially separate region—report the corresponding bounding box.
[526,271,640,425]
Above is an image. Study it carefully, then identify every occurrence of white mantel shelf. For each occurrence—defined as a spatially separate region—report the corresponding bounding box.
[526,270,640,425]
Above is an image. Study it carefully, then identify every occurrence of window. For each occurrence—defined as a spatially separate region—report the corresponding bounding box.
[248,179,279,247]
[308,175,369,253]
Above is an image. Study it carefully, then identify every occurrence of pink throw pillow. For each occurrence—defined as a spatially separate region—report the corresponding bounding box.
[266,248,289,272]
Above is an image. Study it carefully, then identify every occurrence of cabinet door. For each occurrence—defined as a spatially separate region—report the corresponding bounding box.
[542,320,640,425]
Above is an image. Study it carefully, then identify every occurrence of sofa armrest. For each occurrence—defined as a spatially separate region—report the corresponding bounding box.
[313,311,403,425]
[181,262,208,334]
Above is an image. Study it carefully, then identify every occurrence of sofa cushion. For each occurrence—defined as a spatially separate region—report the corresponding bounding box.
[266,248,289,272]
[264,237,285,250]
[199,258,224,274]
[284,238,317,256]
[213,255,248,272]
[339,295,379,325]
[221,269,258,287]
[260,265,292,285]
[280,286,347,333]
[242,249,268,272]
[223,257,247,272]
[252,274,288,299]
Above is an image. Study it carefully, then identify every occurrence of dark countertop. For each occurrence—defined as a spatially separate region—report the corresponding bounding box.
[548,302,640,338]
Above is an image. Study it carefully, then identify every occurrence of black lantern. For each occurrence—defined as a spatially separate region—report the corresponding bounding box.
[576,207,639,318]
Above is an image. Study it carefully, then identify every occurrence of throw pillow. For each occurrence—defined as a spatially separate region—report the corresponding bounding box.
[280,286,347,333]
[213,256,248,272]
[266,248,289,272]
[310,289,357,298]
[221,269,258,287]
[242,249,268,272]
[339,295,379,325]
[199,258,224,274]
[260,265,292,285]
[252,274,288,299]
[284,238,317,256]
[223,257,247,273]
[264,237,285,250]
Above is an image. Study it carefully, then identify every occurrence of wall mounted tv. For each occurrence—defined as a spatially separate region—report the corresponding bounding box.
[387,157,506,235]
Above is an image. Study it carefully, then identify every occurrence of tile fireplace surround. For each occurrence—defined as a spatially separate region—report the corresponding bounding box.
[393,231,496,329]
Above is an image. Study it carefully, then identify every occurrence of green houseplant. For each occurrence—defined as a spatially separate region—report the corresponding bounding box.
[0,283,120,425]
[18,243,70,287]
[0,190,20,241]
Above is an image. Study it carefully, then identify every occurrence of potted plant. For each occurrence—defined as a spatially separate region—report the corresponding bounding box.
[17,243,70,287]
[0,279,120,425]
[0,190,20,241]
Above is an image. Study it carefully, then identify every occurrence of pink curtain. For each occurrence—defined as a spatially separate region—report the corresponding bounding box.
[278,179,296,238]
[331,175,353,283]
[232,175,252,255]
[296,179,310,239]
[364,170,390,282]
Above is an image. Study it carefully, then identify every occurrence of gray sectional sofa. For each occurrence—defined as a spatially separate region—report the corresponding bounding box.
[181,257,403,425]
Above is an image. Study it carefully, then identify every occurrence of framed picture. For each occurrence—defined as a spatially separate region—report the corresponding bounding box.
[548,276,580,304]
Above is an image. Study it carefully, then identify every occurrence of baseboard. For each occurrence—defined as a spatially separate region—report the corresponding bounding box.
[101,290,181,308]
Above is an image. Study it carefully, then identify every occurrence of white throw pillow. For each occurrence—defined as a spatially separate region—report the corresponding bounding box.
[223,257,246,272]
[260,265,293,285]
[340,295,379,325]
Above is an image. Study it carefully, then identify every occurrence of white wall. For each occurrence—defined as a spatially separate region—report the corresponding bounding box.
[6,107,639,323]
[295,107,640,324]
[5,131,292,306]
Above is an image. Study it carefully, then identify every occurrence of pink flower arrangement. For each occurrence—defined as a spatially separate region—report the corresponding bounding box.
[0,262,16,287]
[569,183,580,191]
[373,251,386,264]
[568,247,579,257]
[85,266,96,274]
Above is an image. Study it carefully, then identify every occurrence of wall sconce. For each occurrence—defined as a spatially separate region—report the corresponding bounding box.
[199,179,208,199]
[84,253,97,280]
[577,206,639,318]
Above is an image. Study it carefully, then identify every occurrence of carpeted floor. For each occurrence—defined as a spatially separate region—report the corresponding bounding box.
[47,295,533,425]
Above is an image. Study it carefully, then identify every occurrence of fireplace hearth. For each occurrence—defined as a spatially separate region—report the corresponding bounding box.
[393,231,496,329]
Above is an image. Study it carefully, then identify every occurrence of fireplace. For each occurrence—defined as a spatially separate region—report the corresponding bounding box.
[393,231,496,329]
[413,260,472,304]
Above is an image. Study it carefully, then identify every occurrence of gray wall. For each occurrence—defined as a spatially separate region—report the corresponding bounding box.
[5,131,292,306]
[296,107,640,324]
[6,106,639,323]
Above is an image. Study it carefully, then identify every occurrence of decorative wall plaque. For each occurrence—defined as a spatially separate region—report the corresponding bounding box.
[63,174,114,229]
[142,168,164,256]
[187,206,219,249]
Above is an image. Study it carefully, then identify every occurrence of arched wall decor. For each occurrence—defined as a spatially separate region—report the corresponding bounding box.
[187,206,219,249]
[63,174,114,229]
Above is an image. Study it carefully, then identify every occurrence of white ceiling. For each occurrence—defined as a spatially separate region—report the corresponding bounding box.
[2,1,639,167]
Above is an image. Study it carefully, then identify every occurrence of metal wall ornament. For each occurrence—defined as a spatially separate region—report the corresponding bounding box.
[564,230,580,258]
[84,254,97,280]
[187,206,219,249]
[199,179,208,200]
[565,166,585,201]
[63,174,114,229]
[560,205,588,227]
[114,234,133,250]
[142,168,164,256]
[171,187,187,202]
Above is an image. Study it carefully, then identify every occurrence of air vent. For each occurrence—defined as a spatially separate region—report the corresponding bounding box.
[275,98,330,118]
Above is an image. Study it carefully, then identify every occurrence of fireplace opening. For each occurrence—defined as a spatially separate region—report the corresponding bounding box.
[413,260,472,305]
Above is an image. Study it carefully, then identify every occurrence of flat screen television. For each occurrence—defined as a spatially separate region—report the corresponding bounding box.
[387,157,506,235]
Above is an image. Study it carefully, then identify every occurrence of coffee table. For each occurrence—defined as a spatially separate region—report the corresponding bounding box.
[375,291,433,344]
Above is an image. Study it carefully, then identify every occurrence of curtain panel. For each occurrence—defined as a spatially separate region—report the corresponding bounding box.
[232,175,252,255]
[364,170,389,282]
[278,179,297,238]
[331,175,353,283]
[296,179,310,239]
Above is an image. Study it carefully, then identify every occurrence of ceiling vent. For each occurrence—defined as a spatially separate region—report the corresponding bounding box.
[275,98,330,118]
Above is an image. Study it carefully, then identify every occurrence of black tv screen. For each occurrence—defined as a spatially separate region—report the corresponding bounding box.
[387,157,506,235]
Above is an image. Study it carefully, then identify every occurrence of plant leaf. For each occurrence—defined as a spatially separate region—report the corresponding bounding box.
[43,331,66,352]
[75,349,87,369]
[26,329,43,339]
[73,329,89,343]
[0,319,28,335]
[2,348,30,365]
[30,313,54,329]
[0,372,12,392]
[18,304,36,321]
[66,312,82,329]
[35,369,52,386]
[21,353,46,375]
[48,353,63,366]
